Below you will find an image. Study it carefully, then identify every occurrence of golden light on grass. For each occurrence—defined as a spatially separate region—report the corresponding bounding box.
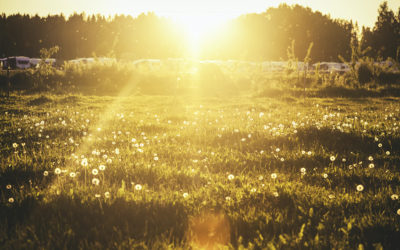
[187,209,230,249]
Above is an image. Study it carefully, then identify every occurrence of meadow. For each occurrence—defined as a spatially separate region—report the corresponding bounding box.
[1,92,400,249]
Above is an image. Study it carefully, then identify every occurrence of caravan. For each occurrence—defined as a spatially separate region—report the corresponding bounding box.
[5,56,31,69]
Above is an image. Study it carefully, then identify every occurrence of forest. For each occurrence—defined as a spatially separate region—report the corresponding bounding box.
[0,2,399,62]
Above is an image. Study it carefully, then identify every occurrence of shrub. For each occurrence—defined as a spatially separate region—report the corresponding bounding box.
[357,63,373,85]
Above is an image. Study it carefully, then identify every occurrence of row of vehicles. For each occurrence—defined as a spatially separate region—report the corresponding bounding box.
[0,56,56,70]
[1,56,396,74]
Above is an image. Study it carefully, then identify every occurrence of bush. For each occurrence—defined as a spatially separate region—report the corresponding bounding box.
[377,71,400,85]
[357,63,373,85]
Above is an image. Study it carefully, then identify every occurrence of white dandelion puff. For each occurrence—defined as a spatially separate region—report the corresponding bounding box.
[92,178,100,185]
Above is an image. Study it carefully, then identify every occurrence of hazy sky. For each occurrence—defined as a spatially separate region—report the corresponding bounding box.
[1,0,399,28]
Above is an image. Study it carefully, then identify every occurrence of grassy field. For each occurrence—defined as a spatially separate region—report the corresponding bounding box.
[1,93,400,249]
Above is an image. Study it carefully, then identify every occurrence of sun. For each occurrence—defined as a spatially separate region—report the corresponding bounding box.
[171,13,234,58]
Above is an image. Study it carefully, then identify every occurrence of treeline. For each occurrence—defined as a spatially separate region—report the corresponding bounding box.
[0,2,399,62]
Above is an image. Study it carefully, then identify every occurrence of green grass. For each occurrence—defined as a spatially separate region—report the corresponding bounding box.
[1,93,400,249]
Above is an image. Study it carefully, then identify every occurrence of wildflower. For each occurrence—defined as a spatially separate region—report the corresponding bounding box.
[271,173,277,179]
[225,196,231,201]
[280,157,285,162]
[328,194,335,199]
[95,194,101,198]
[115,148,120,155]
[330,156,336,162]
[54,168,61,175]
[386,151,390,156]
[369,163,375,169]
[92,169,99,175]
[6,184,12,189]
[183,192,189,199]
[92,178,100,185]
[368,156,374,161]
[43,171,49,176]
[251,188,257,193]
[300,168,306,173]
[8,198,14,203]
[276,148,280,152]
[135,184,142,191]
[342,158,346,162]
[99,165,106,171]
[69,172,76,178]
[323,173,328,179]
[378,143,382,148]
[12,143,18,149]
[228,174,235,181]
[273,192,279,197]
[154,156,159,161]
[258,175,263,181]
[391,194,399,200]
[104,191,110,198]
[356,185,364,192]
[307,151,312,156]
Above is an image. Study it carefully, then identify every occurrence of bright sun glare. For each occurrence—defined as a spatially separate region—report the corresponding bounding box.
[172,13,233,57]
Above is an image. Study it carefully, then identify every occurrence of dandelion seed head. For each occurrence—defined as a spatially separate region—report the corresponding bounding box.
[92,178,100,185]
[8,197,14,203]
[43,171,49,176]
[54,168,61,175]
[391,194,399,200]
[81,158,88,167]
[135,184,142,191]
[99,165,106,171]
[183,192,189,198]
[228,174,235,181]
[330,156,336,162]
[69,172,76,178]
[369,163,375,169]
[6,184,12,189]
[271,173,277,179]
[104,191,110,198]
[357,184,364,192]
[92,169,98,175]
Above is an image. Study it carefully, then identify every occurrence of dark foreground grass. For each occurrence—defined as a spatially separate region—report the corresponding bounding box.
[1,94,400,249]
